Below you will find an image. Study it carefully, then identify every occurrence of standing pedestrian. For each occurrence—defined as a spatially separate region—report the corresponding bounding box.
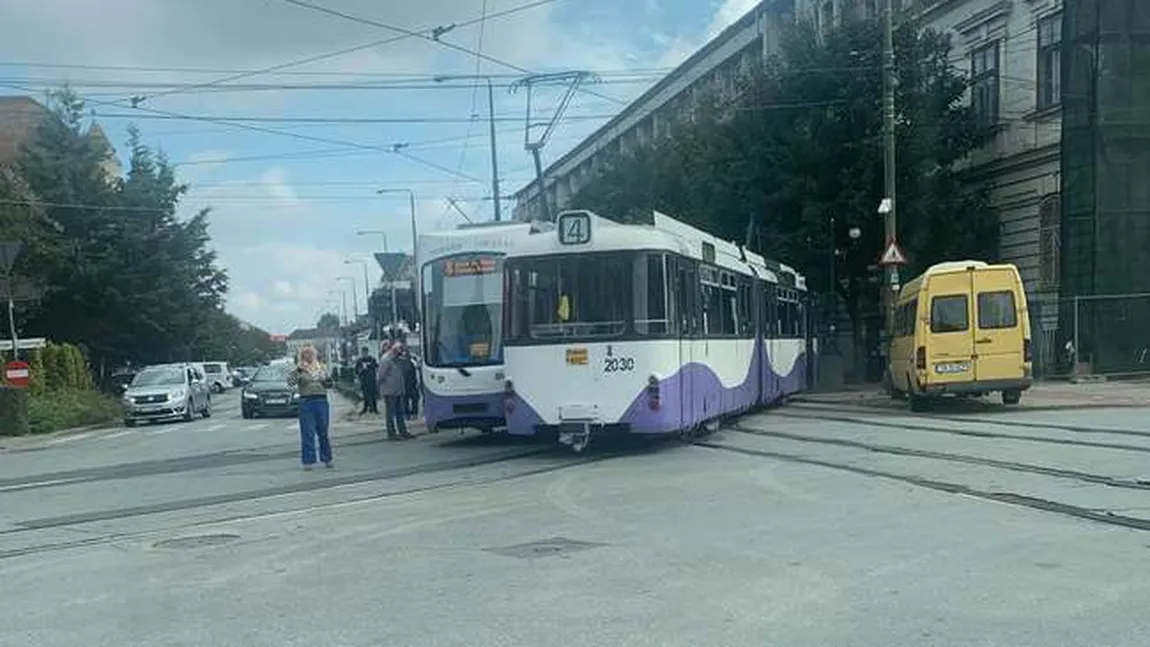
[377,343,413,441]
[354,346,379,414]
[399,346,420,421]
[286,345,334,470]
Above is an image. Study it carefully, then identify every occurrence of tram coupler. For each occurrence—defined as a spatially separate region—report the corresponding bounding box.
[558,422,593,453]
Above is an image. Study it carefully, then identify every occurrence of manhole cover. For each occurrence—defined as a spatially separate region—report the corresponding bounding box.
[485,537,604,559]
[153,533,241,550]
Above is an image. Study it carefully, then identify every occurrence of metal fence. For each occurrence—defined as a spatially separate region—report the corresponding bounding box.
[1029,292,1150,379]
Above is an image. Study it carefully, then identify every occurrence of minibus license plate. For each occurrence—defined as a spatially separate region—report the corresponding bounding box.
[935,362,970,374]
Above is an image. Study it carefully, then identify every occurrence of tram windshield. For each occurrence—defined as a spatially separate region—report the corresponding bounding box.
[421,254,505,367]
[508,253,638,341]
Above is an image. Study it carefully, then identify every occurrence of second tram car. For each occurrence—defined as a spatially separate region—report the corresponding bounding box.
[418,221,536,433]
[501,210,811,450]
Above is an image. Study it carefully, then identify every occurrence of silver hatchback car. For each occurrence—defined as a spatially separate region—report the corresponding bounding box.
[122,363,212,426]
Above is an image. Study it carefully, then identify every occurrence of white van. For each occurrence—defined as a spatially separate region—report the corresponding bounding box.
[198,361,232,393]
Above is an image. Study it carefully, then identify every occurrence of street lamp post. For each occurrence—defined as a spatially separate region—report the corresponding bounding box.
[337,276,358,323]
[356,229,395,331]
[433,75,502,221]
[345,259,372,321]
[328,289,347,326]
[376,188,419,330]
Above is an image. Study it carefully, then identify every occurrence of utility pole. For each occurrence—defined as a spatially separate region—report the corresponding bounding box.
[881,0,898,345]
[487,79,502,222]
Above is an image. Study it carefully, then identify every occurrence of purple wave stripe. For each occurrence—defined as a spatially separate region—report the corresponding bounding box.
[422,390,505,431]
[620,341,762,434]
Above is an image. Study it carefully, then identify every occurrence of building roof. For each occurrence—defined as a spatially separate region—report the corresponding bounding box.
[0,96,51,167]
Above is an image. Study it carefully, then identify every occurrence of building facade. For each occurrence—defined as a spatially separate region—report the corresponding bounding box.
[805,0,1067,371]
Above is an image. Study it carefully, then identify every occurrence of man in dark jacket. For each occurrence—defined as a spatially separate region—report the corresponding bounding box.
[354,347,379,415]
[398,348,420,421]
[377,344,412,440]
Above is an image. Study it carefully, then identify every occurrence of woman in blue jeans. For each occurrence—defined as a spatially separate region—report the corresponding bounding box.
[286,345,334,470]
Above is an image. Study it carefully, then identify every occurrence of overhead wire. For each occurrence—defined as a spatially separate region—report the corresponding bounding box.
[271,0,629,106]
[0,80,487,184]
[117,0,567,106]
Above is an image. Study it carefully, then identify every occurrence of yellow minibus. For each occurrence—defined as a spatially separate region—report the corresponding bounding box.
[889,261,1032,411]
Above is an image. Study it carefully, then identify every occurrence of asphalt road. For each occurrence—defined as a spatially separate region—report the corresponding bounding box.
[4,394,1150,646]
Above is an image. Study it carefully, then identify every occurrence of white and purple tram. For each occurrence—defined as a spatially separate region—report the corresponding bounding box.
[500,210,812,451]
[417,221,536,434]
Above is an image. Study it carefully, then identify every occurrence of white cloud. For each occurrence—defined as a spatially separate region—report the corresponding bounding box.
[655,0,761,68]
[272,280,295,298]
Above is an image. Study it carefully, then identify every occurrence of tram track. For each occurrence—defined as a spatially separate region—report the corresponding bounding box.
[771,410,1150,454]
[730,424,1150,490]
[0,450,609,561]
[697,440,1150,533]
[789,401,1150,439]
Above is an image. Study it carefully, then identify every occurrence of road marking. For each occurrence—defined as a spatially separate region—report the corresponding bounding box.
[0,477,82,492]
[148,425,184,435]
[44,432,96,446]
[203,423,226,432]
[101,430,134,440]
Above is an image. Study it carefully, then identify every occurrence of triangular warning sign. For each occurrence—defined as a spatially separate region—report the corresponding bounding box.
[879,240,907,266]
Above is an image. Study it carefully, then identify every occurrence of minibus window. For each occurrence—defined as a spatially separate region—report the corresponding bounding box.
[931,295,969,333]
[977,291,1018,329]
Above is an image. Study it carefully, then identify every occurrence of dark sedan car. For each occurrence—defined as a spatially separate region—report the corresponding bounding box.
[240,364,299,419]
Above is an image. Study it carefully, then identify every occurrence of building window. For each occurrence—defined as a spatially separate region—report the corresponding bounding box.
[819,1,834,37]
[1037,13,1062,110]
[971,42,1000,124]
[1039,194,1061,288]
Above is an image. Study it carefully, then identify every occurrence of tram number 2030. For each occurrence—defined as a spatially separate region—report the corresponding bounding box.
[603,356,635,373]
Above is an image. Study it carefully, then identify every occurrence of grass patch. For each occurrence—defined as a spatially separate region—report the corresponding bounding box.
[27,389,122,435]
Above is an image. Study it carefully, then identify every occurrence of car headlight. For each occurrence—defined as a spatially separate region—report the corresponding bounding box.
[170,389,186,400]
[243,391,259,400]
[121,394,133,404]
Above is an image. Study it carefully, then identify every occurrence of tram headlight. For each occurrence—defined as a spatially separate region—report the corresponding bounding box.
[646,374,661,411]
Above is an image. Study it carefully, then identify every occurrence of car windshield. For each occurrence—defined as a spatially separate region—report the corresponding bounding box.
[203,364,222,373]
[421,253,505,368]
[130,368,185,387]
[252,365,289,382]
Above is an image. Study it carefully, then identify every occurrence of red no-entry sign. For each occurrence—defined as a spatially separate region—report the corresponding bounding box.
[5,361,30,388]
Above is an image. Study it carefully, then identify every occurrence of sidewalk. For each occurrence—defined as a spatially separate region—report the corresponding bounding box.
[797,379,1150,411]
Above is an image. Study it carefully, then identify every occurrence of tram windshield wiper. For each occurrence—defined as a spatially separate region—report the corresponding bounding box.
[456,367,472,377]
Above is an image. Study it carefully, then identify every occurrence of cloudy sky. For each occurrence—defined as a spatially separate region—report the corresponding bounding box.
[0,0,759,334]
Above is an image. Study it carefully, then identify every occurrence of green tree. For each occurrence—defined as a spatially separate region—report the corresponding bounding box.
[317,313,341,330]
[573,18,997,375]
[15,92,229,371]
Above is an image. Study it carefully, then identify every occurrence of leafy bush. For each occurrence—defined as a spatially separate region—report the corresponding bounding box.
[25,389,121,435]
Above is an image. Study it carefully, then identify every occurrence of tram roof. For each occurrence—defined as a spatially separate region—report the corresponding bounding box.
[417,221,535,263]
[509,210,806,289]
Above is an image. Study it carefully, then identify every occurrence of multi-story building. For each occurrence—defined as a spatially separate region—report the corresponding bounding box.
[512,0,798,222]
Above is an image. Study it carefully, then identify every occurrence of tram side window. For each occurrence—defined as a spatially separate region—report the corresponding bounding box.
[779,298,792,338]
[762,285,777,338]
[634,254,669,336]
[721,272,737,336]
[737,278,753,337]
[505,267,525,342]
[701,266,724,336]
